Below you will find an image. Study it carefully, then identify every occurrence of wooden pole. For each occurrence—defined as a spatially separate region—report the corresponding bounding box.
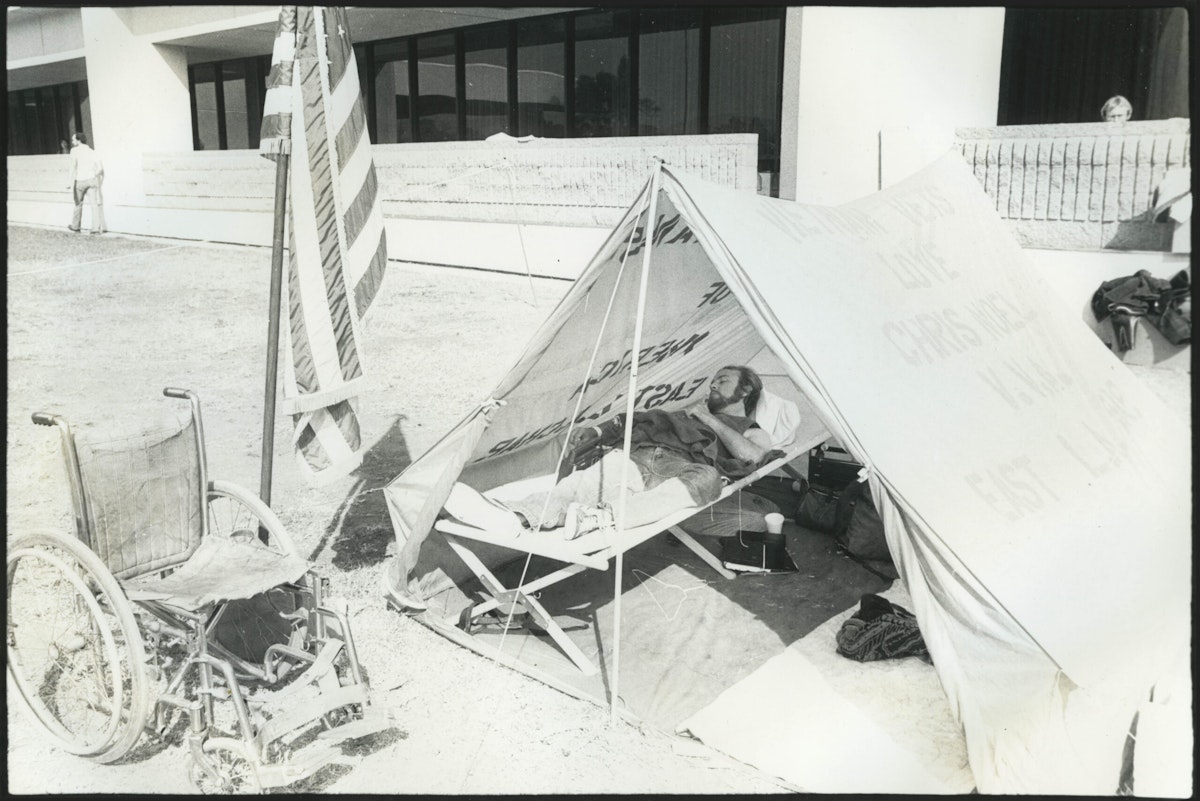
[611,160,662,723]
[260,152,289,506]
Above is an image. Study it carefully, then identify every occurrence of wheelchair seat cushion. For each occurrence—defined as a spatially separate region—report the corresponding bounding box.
[121,534,309,612]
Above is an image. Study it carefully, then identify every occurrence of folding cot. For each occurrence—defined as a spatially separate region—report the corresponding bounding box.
[433,442,816,675]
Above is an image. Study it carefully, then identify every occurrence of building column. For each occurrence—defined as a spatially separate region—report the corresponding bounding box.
[79,7,193,205]
[779,7,1006,205]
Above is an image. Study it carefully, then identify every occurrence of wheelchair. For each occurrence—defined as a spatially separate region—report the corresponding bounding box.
[8,388,392,793]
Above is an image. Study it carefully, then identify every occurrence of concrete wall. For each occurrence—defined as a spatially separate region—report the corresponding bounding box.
[955,119,1191,251]
[79,8,195,202]
[780,6,1005,205]
[8,135,758,279]
[6,7,84,63]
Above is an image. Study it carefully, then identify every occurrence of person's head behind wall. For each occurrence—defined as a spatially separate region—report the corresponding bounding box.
[709,365,763,416]
[71,132,87,147]
[1101,95,1133,123]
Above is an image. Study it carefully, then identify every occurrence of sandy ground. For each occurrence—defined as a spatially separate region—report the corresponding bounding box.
[7,225,1190,795]
[5,225,791,794]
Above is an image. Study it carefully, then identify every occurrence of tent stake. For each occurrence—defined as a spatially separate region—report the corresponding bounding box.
[611,160,663,723]
[259,152,289,506]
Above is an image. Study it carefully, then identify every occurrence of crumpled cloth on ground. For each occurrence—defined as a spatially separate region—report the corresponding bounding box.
[1091,269,1191,351]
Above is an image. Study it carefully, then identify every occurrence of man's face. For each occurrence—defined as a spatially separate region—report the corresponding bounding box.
[70,135,79,147]
[1105,106,1131,123]
[707,369,743,412]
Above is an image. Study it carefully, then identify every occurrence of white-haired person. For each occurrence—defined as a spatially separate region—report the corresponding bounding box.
[1101,95,1133,123]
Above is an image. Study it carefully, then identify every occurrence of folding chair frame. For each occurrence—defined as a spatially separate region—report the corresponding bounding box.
[434,444,811,674]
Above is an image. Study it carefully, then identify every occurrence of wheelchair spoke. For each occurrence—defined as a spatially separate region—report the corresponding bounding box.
[7,532,150,762]
[206,481,300,559]
[189,737,263,794]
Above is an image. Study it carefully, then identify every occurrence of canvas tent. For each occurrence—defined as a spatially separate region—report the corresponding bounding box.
[383,154,1191,794]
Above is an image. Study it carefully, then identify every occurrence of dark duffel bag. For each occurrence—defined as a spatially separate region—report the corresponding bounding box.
[794,480,841,533]
[836,480,890,562]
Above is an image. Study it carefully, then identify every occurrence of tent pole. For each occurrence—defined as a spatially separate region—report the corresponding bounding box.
[259,152,289,506]
[506,159,539,307]
[610,160,663,723]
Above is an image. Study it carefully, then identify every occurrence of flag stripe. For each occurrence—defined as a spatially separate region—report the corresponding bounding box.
[285,223,317,395]
[295,401,361,471]
[345,183,384,282]
[298,42,362,386]
[259,6,297,158]
[342,158,376,251]
[288,87,356,396]
[263,5,388,483]
[354,230,389,313]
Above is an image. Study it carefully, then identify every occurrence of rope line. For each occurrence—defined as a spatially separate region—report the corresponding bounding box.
[8,243,195,277]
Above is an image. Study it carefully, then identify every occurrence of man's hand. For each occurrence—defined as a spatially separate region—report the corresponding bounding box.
[685,400,769,464]
[684,399,716,426]
[567,425,602,453]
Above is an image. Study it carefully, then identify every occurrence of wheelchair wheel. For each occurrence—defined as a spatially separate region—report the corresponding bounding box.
[207,480,300,558]
[189,737,263,794]
[6,531,150,763]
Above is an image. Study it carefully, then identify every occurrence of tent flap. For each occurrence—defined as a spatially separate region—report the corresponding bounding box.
[382,154,1189,793]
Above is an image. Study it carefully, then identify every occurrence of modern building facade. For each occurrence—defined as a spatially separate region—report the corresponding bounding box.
[6,5,1190,282]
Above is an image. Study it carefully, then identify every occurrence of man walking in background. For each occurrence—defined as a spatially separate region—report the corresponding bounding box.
[68,132,105,234]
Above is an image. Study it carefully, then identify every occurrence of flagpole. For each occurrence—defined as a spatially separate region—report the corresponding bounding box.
[260,151,289,505]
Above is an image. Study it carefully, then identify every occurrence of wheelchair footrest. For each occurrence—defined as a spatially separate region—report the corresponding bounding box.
[315,709,394,743]
[256,683,372,748]
[254,741,356,789]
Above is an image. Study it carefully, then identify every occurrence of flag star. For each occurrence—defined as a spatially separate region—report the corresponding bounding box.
[338,25,346,37]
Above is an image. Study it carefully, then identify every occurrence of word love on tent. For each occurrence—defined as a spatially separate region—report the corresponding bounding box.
[383,155,1190,795]
[259,5,388,487]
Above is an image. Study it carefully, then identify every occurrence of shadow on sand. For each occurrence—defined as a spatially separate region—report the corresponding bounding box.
[307,416,413,571]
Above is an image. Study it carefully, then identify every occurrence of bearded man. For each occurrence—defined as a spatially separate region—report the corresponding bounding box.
[488,365,785,539]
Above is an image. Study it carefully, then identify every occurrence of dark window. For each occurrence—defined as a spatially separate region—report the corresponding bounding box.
[516,17,566,137]
[999,7,1189,123]
[709,7,783,173]
[464,25,510,140]
[574,10,632,138]
[191,63,220,151]
[76,82,92,147]
[187,56,270,151]
[416,34,458,142]
[373,40,413,143]
[55,85,76,151]
[9,93,28,155]
[170,10,787,186]
[221,61,250,149]
[33,86,59,155]
[637,8,703,136]
[5,80,90,155]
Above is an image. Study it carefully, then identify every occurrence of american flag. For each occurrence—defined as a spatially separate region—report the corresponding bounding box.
[260,6,388,483]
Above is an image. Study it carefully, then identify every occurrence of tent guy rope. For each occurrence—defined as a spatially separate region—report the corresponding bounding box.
[611,159,664,723]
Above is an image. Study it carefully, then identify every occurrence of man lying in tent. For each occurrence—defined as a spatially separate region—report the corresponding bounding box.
[445,366,791,540]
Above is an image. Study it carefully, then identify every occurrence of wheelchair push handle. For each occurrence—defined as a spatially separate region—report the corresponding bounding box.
[162,387,196,400]
[31,412,61,427]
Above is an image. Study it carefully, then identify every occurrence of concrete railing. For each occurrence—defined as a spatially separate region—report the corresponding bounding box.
[135,134,757,227]
[955,119,1190,250]
[7,134,757,277]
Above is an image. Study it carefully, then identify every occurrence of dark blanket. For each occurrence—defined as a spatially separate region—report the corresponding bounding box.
[628,409,766,479]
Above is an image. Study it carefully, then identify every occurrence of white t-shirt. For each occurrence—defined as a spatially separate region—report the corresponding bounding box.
[70,144,103,182]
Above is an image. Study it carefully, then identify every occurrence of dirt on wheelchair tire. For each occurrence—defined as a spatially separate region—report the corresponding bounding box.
[6,225,788,795]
